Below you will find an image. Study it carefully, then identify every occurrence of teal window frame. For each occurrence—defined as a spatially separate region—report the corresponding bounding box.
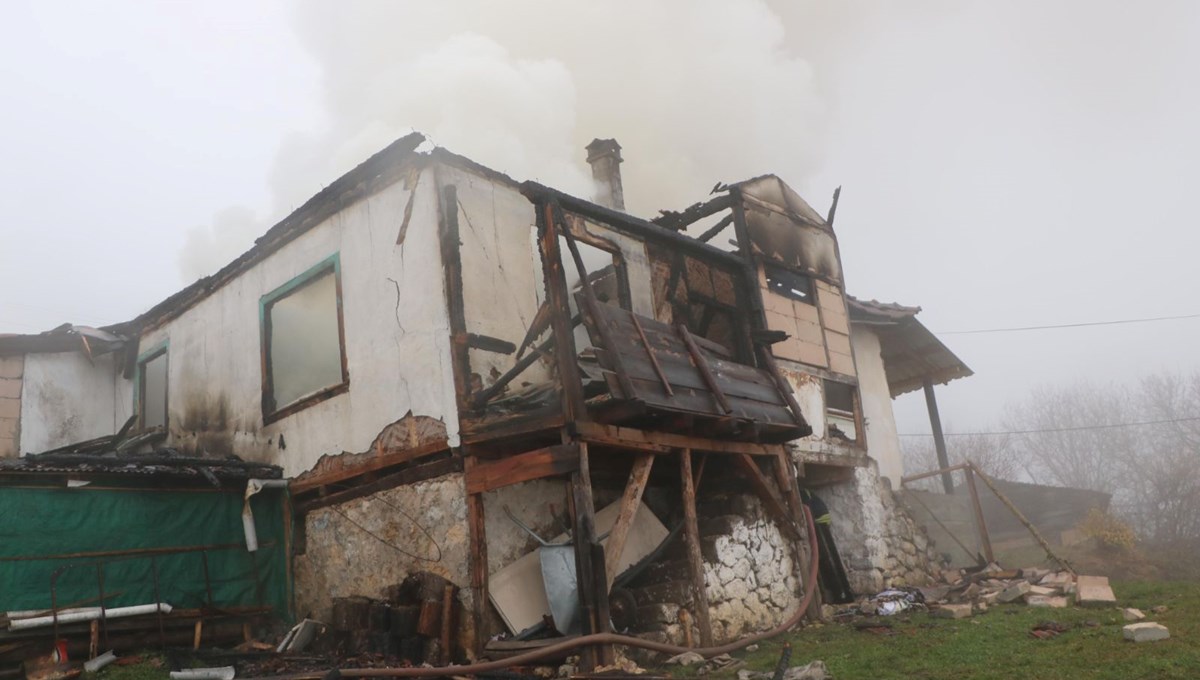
[133,339,169,431]
[259,254,349,424]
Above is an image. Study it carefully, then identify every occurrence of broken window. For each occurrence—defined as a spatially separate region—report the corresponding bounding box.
[765,264,813,303]
[824,379,859,442]
[261,255,348,421]
[136,344,168,430]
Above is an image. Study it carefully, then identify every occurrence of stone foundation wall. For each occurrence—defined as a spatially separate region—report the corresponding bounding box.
[818,464,942,595]
[645,493,802,645]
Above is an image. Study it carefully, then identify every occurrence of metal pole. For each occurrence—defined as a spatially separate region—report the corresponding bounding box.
[150,555,166,647]
[922,379,954,494]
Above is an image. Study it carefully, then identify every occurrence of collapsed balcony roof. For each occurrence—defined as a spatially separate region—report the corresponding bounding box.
[848,297,973,396]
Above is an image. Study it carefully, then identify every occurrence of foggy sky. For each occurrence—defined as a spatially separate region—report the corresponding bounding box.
[2,1,1198,438]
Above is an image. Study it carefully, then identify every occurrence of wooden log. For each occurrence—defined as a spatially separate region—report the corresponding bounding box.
[680,448,714,646]
[604,454,655,588]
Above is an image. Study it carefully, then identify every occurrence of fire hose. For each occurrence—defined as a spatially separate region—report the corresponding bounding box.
[266,505,819,679]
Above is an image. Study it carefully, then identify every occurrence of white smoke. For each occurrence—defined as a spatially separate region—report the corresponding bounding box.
[179,0,834,281]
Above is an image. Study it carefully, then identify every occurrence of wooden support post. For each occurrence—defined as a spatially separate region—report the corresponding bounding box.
[192,620,203,650]
[590,542,615,667]
[605,454,655,588]
[679,448,714,646]
[438,183,471,412]
[464,457,488,658]
[439,583,456,665]
[569,441,602,670]
[963,466,995,564]
[538,202,586,420]
[770,452,820,621]
[922,379,954,494]
[970,462,1075,574]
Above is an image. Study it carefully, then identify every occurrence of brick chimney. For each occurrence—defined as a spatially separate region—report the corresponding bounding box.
[586,138,625,211]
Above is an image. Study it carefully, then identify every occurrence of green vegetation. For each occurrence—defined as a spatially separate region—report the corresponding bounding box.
[721,581,1200,680]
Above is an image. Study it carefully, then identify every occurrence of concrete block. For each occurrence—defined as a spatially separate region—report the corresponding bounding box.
[1123,622,1169,643]
[0,357,23,379]
[932,604,973,619]
[1026,595,1070,608]
[997,581,1031,603]
[1076,575,1116,605]
[0,378,21,399]
[1028,585,1059,596]
[1123,608,1146,622]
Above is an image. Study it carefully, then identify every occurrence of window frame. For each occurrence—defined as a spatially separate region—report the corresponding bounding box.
[259,254,350,425]
[764,263,815,304]
[823,378,864,447]
[134,340,169,431]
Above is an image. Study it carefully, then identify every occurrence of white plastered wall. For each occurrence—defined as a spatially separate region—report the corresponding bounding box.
[135,165,458,477]
[20,352,123,453]
[850,327,903,486]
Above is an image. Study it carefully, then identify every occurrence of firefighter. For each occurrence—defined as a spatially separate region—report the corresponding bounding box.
[800,487,854,604]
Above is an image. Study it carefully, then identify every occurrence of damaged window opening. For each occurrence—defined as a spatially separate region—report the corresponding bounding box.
[565,237,630,310]
[136,343,168,430]
[260,254,349,423]
[824,379,859,442]
[765,264,813,303]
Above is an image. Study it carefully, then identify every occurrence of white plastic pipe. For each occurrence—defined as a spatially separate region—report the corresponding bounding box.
[7,602,172,630]
[243,478,290,552]
[85,651,118,673]
[170,667,235,680]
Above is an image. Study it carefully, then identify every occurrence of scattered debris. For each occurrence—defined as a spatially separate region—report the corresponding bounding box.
[997,582,1031,604]
[1123,622,1170,643]
[169,668,236,680]
[737,661,829,680]
[83,651,117,673]
[1030,621,1070,639]
[665,652,705,667]
[1151,605,1169,614]
[863,588,925,616]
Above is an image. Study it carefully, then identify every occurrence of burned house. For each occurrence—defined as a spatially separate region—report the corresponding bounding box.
[0,133,972,660]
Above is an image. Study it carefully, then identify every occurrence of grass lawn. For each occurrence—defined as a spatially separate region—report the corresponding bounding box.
[721,581,1200,680]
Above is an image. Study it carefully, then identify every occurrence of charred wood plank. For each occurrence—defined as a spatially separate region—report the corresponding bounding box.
[290,439,451,497]
[295,456,461,514]
[466,333,517,355]
[630,314,672,396]
[463,444,579,494]
[677,324,732,414]
[573,422,785,456]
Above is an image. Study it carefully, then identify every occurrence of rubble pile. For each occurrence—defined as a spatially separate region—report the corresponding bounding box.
[911,564,1115,614]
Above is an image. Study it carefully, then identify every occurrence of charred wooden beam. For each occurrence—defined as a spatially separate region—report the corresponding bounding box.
[521,182,745,269]
[439,184,471,412]
[573,422,786,456]
[463,456,489,658]
[537,201,587,420]
[630,314,672,396]
[294,455,461,514]
[464,444,579,494]
[559,214,636,399]
[696,214,735,243]
[466,333,517,355]
[652,194,735,231]
[569,441,602,670]
[677,324,733,414]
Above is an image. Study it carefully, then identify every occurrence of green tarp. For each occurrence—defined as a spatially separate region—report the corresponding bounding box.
[0,485,290,618]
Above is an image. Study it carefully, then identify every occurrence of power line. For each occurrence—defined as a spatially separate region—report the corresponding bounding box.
[898,415,1200,437]
[938,312,1200,335]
